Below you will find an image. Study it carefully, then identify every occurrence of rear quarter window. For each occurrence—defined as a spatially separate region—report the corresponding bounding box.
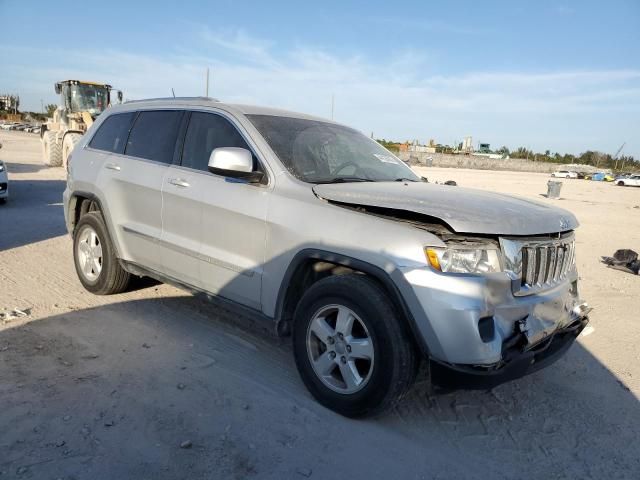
[125,110,184,164]
[89,112,136,154]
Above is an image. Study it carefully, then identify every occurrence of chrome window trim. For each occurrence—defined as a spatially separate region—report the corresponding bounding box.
[84,106,273,188]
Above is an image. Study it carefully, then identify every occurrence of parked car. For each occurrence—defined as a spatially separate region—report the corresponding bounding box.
[63,98,590,417]
[591,172,615,182]
[551,170,578,178]
[0,159,8,204]
[616,174,640,187]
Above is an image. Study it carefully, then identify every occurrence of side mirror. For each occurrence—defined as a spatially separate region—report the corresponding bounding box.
[208,147,264,183]
[54,83,61,94]
[117,91,123,103]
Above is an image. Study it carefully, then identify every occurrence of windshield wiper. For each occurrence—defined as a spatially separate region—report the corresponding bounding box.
[394,177,419,182]
[314,177,375,184]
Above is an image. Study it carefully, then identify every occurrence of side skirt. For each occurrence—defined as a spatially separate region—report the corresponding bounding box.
[120,260,276,329]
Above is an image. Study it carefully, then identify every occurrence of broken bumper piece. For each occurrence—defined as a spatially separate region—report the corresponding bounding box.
[430,314,589,390]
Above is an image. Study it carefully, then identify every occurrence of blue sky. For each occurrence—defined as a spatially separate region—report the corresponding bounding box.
[1,0,639,157]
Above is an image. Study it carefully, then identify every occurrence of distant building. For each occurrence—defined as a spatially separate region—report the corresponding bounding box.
[462,136,473,153]
[408,144,436,153]
[478,143,491,153]
[0,94,19,112]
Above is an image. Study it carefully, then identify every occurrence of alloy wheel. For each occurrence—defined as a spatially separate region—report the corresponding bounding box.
[306,304,375,394]
[77,226,103,282]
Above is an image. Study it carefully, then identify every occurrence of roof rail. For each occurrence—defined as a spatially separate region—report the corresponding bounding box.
[124,96,220,104]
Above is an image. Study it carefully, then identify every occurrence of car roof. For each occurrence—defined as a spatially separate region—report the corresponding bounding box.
[118,97,336,123]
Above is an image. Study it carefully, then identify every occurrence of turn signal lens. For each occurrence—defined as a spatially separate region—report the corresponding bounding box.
[425,248,441,271]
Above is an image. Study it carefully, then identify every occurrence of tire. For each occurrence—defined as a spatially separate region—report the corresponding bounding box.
[42,131,62,167]
[73,211,131,295]
[62,132,82,170]
[618,181,625,186]
[293,274,419,418]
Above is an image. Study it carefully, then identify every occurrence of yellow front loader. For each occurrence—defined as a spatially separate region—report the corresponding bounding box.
[41,80,123,168]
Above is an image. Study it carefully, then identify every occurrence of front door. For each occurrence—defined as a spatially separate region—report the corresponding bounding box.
[161,110,269,311]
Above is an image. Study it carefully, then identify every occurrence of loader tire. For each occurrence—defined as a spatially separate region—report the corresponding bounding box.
[42,131,63,167]
[63,133,82,170]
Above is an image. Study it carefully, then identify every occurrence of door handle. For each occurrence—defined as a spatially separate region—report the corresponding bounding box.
[105,163,121,171]
[169,178,190,188]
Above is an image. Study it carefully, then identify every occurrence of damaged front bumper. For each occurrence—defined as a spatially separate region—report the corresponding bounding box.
[399,265,589,388]
[430,314,588,389]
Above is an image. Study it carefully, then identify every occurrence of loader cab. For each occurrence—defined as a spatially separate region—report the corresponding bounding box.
[55,80,114,116]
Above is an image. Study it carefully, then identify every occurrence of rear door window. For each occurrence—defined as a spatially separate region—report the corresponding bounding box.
[181,112,255,172]
[125,110,184,164]
[89,112,136,154]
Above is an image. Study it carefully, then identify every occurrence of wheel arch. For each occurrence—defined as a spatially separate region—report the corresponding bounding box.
[274,248,430,356]
[68,191,120,257]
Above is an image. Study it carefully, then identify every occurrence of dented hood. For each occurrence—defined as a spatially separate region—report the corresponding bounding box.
[313,182,578,236]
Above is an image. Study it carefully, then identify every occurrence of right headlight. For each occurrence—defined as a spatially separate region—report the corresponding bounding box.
[425,246,501,274]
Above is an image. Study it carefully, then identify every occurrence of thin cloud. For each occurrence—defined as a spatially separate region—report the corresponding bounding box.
[1,29,638,156]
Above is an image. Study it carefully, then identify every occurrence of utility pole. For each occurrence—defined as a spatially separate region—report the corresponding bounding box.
[205,68,210,97]
[613,142,625,170]
[40,99,44,114]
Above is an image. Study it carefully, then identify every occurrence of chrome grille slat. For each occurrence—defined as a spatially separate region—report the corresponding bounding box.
[547,247,556,284]
[525,247,536,286]
[555,247,565,282]
[539,247,548,284]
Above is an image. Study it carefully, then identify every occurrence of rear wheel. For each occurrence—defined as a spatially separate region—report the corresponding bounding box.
[293,274,419,417]
[617,181,625,186]
[73,211,131,295]
[62,133,82,170]
[42,131,62,167]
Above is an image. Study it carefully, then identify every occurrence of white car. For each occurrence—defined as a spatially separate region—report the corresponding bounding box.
[616,174,640,187]
[0,159,8,204]
[551,170,578,179]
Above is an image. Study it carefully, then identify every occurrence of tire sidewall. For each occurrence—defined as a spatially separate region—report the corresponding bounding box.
[293,278,403,416]
[73,213,114,293]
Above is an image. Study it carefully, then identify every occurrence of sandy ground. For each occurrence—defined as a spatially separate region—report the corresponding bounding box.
[0,130,638,479]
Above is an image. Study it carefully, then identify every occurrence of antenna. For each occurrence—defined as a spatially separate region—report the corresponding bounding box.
[330,94,335,120]
[171,88,176,98]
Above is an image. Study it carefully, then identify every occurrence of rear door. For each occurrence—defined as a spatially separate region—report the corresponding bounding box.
[160,110,269,310]
[97,109,184,272]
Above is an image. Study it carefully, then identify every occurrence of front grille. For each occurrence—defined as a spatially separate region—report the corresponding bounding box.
[500,233,576,296]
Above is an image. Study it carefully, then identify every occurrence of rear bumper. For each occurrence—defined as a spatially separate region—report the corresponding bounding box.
[430,316,588,389]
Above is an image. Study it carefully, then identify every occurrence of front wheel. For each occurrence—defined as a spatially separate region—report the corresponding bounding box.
[617,181,625,186]
[293,274,419,418]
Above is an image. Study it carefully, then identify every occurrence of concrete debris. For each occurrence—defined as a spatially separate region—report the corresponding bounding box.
[0,307,31,323]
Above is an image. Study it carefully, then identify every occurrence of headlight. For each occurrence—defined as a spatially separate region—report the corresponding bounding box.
[425,247,501,274]
[0,163,4,172]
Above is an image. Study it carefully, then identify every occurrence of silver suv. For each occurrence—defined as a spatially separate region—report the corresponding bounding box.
[64,97,589,417]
